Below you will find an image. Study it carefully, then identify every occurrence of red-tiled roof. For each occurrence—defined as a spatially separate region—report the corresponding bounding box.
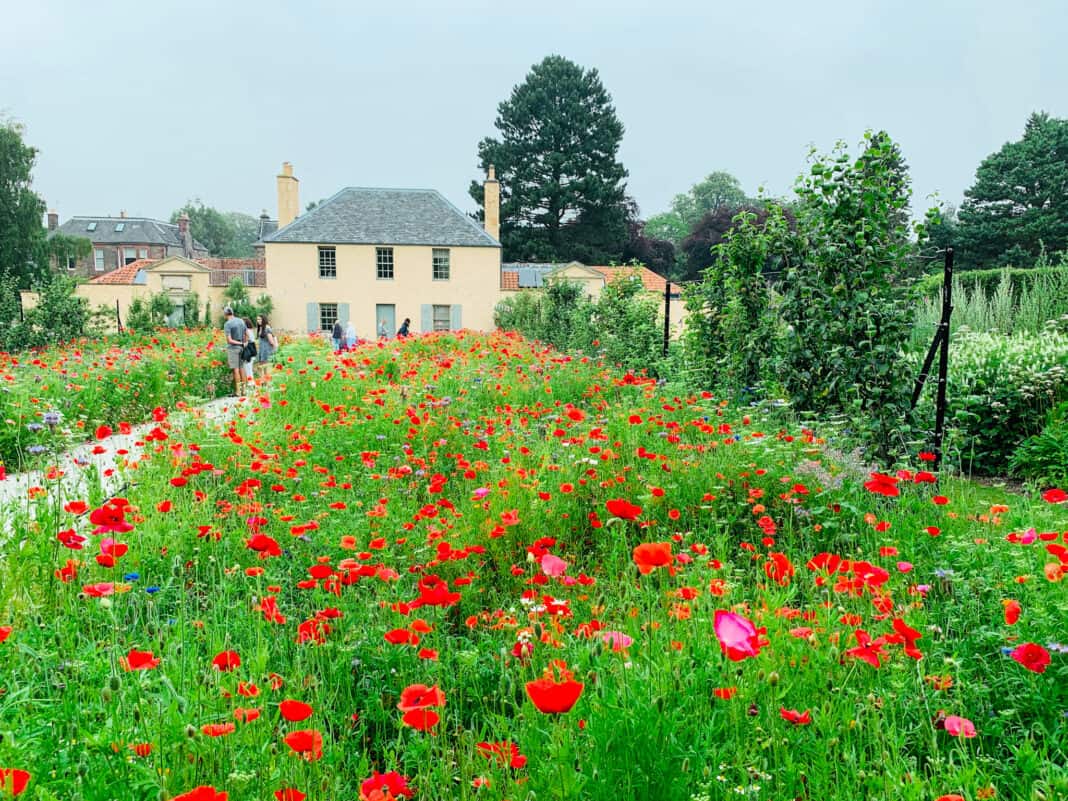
[88,259,157,284]
[591,266,680,295]
[501,270,519,291]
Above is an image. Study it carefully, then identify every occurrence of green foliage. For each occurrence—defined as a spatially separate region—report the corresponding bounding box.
[680,209,784,394]
[1010,403,1068,485]
[913,266,1068,343]
[127,293,178,331]
[0,121,48,287]
[170,201,259,257]
[221,277,272,322]
[669,170,748,231]
[918,328,1068,474]
[957,112,1068,268]
[779,131,927,460]
[495,281,594,352]
[469,55,629,263]
[0,274,99,350]
[642,212,689,245]
[45,232,92,269]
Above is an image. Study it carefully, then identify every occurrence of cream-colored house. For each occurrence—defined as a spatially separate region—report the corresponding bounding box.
[263,164,502,335]
[500,261,688,334]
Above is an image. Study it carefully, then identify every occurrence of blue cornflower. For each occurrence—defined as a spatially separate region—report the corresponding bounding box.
[123,572,140,582]
[145,586,160,594]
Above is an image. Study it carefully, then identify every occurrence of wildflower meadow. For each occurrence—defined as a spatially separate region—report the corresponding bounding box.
[0,330,1065,801]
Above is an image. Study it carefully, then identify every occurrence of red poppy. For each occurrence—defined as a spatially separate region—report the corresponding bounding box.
[201,722,236,737]
[477,740,527,769]
[120,649,160,671]
[0,627,11,644]
[284,729,324,761]
[1002,599,1021,625]
[211,650,241,671]
[410,575,461,608]
[1010,642,1051,673]
[1041,488,1067,504]
[400,708,440,730]
[934,796,965,801]
[63,500,89,515]
[780,707,812,725]
[712,687,738,700]
[169,787,227,801]
[606,498,642,520]
[397,684,446,712]
[525,661,584,714]
[94,425,112,440]
[863,473,900,497]
[632,542,673,575]
[279,700,314,722]
[0,768,30,796]
[274,790,306,801]
[359,771,414,800]
[129,743,153,757]
[764,552,795,586]
[234,707,261,723]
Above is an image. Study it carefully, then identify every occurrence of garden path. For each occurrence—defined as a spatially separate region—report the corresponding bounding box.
[0,394,249,532]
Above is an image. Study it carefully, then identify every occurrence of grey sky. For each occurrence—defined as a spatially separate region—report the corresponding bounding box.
[3,0,1065,227]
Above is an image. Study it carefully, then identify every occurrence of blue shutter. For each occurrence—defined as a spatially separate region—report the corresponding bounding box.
[338,302,350,329]
[306,302,319,333]
[450,305,462,331]
[420,304,432,333]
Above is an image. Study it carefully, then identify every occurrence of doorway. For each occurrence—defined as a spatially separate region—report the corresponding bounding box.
[376,304,396,338]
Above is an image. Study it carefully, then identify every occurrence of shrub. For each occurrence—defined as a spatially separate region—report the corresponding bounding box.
[918,329,1068,473]
[1010,404,1068,485]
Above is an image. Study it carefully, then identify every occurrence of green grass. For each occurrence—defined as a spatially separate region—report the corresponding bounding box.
[0,331,1065,801]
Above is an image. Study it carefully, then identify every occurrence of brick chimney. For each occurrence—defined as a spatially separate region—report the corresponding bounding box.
[277,162,300,229]
[483,164,500,242]
[47,209,59,231]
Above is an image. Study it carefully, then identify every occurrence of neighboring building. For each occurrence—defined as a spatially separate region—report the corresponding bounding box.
[500,260,687,334]
[263,163,502,335]
[21,255,265,331]
[47,210,209,278]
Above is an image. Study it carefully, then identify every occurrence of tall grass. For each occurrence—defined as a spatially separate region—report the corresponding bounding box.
[913,268,1068,346]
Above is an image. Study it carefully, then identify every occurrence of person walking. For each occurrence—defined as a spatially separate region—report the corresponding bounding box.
[242,317,256,384]
[345,319,357,350]
[256,314,276,376]
[378,319,389,339]
[331,320,343,351]
[222,306,246,396]
[396,317,411,338]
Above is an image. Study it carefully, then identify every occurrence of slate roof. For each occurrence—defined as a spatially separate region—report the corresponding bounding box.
[52,216,207,251]
[500,262,558,289]
[263,188,500,248]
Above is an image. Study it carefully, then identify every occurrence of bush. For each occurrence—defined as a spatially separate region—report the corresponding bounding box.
[917,329,1068,474]
[0,274,101,350]
[1010,404,1068,485]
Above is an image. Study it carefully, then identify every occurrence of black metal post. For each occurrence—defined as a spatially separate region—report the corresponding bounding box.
[932,248,954,470]
[662,278,671,358]
[909,328,943,411]
[116,299,123,333]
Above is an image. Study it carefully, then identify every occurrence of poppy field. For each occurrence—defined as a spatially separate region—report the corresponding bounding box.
[0,330,1066,801]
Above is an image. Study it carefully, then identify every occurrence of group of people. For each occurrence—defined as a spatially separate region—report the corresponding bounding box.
[330,316,411,351]
[223,306,277,396]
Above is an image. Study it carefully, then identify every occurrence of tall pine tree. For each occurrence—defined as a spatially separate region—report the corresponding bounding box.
[470,56,629,263]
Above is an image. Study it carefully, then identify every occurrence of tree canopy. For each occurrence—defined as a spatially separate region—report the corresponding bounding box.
[170,201,260,257]
[957,112,1068,267]
[469,55,629,263]
[644,171,749,249]
[0,121,48,287]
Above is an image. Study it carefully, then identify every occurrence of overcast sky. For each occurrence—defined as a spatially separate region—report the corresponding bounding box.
[3,0,1065,227]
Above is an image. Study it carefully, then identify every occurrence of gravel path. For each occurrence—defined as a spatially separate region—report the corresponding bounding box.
[0,395,247,528]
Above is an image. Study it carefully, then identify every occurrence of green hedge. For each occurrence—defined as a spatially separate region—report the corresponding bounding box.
[916,265,1068,298]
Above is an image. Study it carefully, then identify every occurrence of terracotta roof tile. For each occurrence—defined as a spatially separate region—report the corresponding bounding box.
[88,259,157,284]
[501,270,519,291]
[591,266,680,295]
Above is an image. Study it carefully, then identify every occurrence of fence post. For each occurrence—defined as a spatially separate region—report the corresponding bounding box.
[116,299,123,333]
[932,247,954,470]
[662,278,671,358]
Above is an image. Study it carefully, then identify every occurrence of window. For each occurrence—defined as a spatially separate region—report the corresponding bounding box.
[318,246,337,278]
[319,303,338,331]
[376,247,394,280]
[94,249,105,271]
[115,222,125,232]
[123,248,138,265]
[86,222,97,232]
[66,256,77,271]
[432,249,450,281]
[432,304,451,331]
[139,248,148,259]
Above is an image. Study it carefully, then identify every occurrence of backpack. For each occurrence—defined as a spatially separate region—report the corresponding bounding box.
[240,340,257,361]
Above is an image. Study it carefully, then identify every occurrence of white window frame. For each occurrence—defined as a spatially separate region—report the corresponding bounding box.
[93,249,105,272]
[319,302,339,332]
[318,246,337,279]
[432,304,451,331]
[432,248,450,281]
[376,247,394,280]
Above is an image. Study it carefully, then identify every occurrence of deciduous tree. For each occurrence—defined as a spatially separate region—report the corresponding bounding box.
[0,121,47,287]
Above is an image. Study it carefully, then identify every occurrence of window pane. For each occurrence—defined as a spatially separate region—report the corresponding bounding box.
[432,249,450,280]
[432,304,451,331]
[376,247,394,280]
[318,247,337,278]
[319,302,338,331]
[94,249,105,271]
